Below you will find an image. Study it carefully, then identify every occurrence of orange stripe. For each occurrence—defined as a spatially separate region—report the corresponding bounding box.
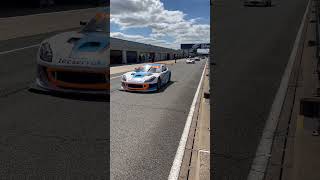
[95,12,109,19]
[47,68,109,90]
[47,67,108,74]
[124,83,149,90]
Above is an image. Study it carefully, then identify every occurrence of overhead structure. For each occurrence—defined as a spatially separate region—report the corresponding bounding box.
[181,43,210,56]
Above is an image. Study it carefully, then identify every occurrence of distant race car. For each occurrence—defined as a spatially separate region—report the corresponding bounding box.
[33,8,109,94]
[200,56,206,60]
[243,0,272,6]
[121,64,171,92]
[186,58,195,64]
[194,57,200,61]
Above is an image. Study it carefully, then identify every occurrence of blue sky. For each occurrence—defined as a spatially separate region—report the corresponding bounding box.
[110,0,210,49]
[161,0,210,24]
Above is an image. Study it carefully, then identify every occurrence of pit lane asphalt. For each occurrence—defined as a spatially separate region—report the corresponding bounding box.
[0,5,103,18]
[0,30,108,178]
[0,30,206,179]
[212,0,309,179]
[110,59,206,179]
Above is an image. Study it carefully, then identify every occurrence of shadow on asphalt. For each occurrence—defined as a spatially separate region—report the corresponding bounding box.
[122,81,176,94]
[28,88,109,102]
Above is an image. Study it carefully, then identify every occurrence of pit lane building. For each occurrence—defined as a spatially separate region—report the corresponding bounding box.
[110,37,183,65]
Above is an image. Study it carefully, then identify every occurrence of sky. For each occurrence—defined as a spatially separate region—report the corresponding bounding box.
[110,0,210,49]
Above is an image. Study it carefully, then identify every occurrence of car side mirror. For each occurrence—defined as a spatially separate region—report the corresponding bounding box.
[80,21,87,26]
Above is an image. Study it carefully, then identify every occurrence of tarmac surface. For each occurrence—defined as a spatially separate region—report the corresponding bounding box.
[212,0,309,179]
[110,60,206,179]
[0,27,206,179]
[0,30,109,178]
[0,4,102,18]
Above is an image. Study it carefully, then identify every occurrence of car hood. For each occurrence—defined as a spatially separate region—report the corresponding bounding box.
[43,31,109,68]
[123,71,158,83]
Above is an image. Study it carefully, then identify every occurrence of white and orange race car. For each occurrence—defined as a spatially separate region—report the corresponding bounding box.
[121,64,171,92]
[34,8,109,94]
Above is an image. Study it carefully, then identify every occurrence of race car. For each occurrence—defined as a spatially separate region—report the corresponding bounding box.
[121,64,171,92]
[194,57,200,61]
[33,8,109,94]
[186,58,195,64]
[243,0,272,7]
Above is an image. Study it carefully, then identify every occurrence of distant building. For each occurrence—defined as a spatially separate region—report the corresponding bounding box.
[110,38,183,65]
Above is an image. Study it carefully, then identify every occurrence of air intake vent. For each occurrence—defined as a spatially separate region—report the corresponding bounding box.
[67,37,81,44]
[80,42,101,48]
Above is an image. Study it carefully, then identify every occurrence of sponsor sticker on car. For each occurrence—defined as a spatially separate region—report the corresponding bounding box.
[58,58,104,66]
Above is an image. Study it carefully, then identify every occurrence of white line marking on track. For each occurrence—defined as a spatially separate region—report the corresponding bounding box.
[110,75,122,80]
[168,61,207,180]
[199,150,210,154]
[247,1,310,179]
[0,44,40,55]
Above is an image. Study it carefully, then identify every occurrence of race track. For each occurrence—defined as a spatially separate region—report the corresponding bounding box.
[110,60,206,179]
[212,0,309,179]
[0,30,108,178]
[0,29,206,179]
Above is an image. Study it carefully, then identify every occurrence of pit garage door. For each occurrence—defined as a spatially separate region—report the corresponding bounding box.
[127,51,137,64]
[110,50,122,64]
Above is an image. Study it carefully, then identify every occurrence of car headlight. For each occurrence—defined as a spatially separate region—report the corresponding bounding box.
[39,42,53,62]
[145,76,156,82]
[122,75,127,81]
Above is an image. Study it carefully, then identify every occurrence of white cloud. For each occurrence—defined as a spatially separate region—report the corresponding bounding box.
[110,32,179,49]
[110,0,210,49]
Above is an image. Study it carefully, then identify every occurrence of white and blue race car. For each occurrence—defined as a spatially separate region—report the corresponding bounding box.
[121,64,171,92]
[34,8,109,94]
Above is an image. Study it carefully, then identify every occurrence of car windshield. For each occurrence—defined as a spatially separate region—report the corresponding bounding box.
[82,13,108,33]
[135,65,159,73]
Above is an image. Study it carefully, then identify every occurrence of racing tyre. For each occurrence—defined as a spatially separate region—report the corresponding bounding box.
[168,73,171,82]
[157,79,162,91]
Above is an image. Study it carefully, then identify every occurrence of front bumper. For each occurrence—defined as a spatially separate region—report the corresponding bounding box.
[121,82,158,92]
[33,79,109,95]
[35,65,109,95]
